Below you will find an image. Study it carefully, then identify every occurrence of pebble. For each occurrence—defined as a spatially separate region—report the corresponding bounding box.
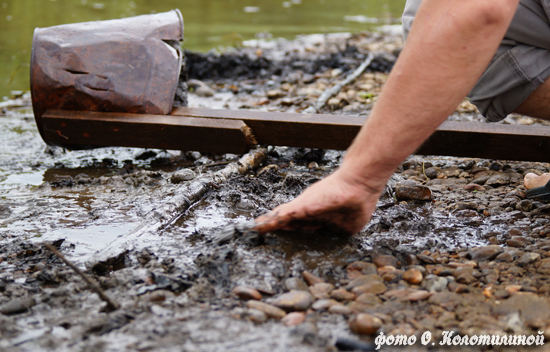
[247,308,268,323]
[171,169,196,183]
[346,261,378,275]
[516,199,533,212]
[355,293,382,306]
[331,288,356,301]
[468,245,503,261]
[187,79,214,97]
[309,283,334,299]
[284,277,309,291]
[395,182,433,201]
[282,312,305,326]
[345,274,383,291]
[351,282,387,295]
[0,297,36,315]
[329,304,353,315]
[518,252,541,266]
[328,97,342,109]
[148,290,175,302]
[271,290,314,311]
[422,275,448,292]
[349,313,382,335]
[495,252,513,262]
[463,183,486,191]
[507,236,531,248]
[267,89,285,99]
[485,173,510,187]
[312,299,340,311]
[302,271,324,286]
[404,290,431,301]
[232,286,262,301]
[373,255,398,268]
[246,301,286,319]
[402,268,423,285]
[493,294,550,328]
[417,254,437,264]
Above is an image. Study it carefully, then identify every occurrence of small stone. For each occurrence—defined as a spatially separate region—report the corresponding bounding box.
[195,85,215,97]
[328,97,342,109]
[468,245,503,261]
[329,304,353,315]
[486,173,510,187]
[302,271,324,286]
[355,293,382,306]
[422,275,448,292]
[346,261,378,275]
[395,183,433,201]
[373,255,398,268]
[149,290,175,302]
[404,290,431,301]
[345,274,383,291]
[246,301,286,319]
[351,282,387,295]
[247,309,268,323]
[495,252,513,262]
[516,199,533,212]
[349,313,382,335]
[188,79,215,97]
[232,286,262,301]
[284,277,309,291]
[424,167,438,179]
[0,298,36,316]
[309,283,335,299]
[307,161,319,169]
[282,312,305,326]
[312,299,340,311]
[271,290,314,311]
[493,294,550,329]
[463,183,486,192]
[267,89,285,99]
[171,169,196,183]
[507,236,531,248]
[442,166,460,177]
[417,254,437,264]
[331,288,356,301]
[518,252,541,266]
[402,269,423,285]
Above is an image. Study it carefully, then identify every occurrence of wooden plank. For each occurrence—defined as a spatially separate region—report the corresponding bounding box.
[174,107,550,162]
[41,108,550,162]
[172,107,365,151]
[42,110,253,154]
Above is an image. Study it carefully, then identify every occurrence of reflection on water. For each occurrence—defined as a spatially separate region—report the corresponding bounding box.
[0,0,405,98]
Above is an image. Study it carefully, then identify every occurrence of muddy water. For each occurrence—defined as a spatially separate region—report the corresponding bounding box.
[0,0,406,99]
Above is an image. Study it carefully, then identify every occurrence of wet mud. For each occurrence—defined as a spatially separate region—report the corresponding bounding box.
[2,30,550,351]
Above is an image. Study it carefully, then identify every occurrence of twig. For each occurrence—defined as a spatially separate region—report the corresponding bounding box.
[90,147,267,265]
[304,52,374,113]
[44,244,119,312]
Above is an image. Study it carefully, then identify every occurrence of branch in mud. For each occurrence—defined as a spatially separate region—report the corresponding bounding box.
[44,244,119,312]
[304,52,374,113]
[89,147,268,268]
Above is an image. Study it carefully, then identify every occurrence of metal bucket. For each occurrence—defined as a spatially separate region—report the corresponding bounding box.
[30,9,184,149]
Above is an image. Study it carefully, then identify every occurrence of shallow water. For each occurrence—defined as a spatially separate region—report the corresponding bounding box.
[0,0,405,98]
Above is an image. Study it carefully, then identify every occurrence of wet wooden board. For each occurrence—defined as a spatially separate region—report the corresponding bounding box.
[43,108,550,162]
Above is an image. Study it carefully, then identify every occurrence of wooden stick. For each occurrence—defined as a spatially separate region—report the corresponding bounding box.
[44,244,119,312]
[304,52,374,113]
[90,147,267,266]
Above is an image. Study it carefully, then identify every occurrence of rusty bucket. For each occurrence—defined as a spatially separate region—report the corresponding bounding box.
[30,9,184,149]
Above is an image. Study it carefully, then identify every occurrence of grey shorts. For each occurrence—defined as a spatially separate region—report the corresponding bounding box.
[403,0,550,122]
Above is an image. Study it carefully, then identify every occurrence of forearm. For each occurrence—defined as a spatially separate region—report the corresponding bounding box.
[339,0,519,192]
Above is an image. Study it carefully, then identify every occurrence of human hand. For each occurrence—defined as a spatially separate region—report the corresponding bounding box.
[254,169,382,235]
